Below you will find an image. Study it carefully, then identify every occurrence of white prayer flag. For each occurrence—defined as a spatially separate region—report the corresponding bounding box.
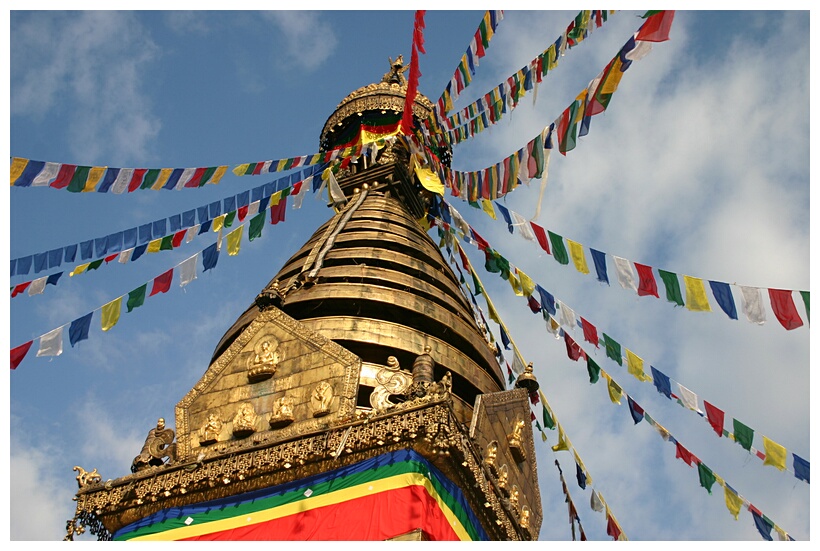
[739,285,766,324]
[185,226,199,243]
[174,167,197,190]
[37,326,64,357]
[27,276,47,296]
[179,254,198,288]
[677,383,701,413]
[118,248,134,264]
[510,210,535,241]
[110,168,134,194]
[613,256,638,292]
[32,162,60,186]
[557,300,576,330]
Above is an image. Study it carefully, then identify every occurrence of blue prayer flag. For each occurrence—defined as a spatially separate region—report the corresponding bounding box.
[123,228,137,249]
[709,280,738,320]
[69,312,93,347]
[46,272,63,286]
[33,252,48,273]
[16,255,33,275]
[94,237,108,258]
[168,213,182,233]
[202,242,220,271]
[106,232,123,254]
[793,453,810,483]
[138,224,152,245]
[131,244,148,262]
[152,219,166,239]
[627,396,644,424]
[182,209,196,228]
[590,248,608,285]
[650,365,672,398]
[14,160,45,187]
[48,248,63,269]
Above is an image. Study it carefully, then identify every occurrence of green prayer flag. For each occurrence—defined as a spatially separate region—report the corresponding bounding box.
[224,210,237,228]
[244,163,256,175]
[496,253,511,280]
[127,284,147,312]
[603,333,623,365]
[470,269,483,296]
[468,200,481,209]
[697,462,716,494]
[800,290,809,322]
[248,213,265,241]
[88,259,104,271]
[658,269,684,306]
[198,166,217,187]
[508,370,515,384]
[67,166,91,193]
[641,10,662,18]
[732,418,754,451]
[160,235,174,251]
[141,168,160,189]
[542,404,555,430]
[586,356,601,384]
[547,231,569,265]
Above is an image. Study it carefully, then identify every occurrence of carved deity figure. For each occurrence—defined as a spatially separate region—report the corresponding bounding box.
[483,440,499,475]
[509,485,521,513]
[232,403,258,437]
[248,338,281,382]
[199,413,222,444]
[497,463,510,496]
[269,396,295,428]
[508,418,527,462]
[131,418,176,473]
[520,505,532,531]
[312,381,334,417]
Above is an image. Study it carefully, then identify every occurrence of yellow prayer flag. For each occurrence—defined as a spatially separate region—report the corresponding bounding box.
[601,56,625,94]
[414,166,444,196]
[101,297,123,332]
[212,214,226,232]
[567,239,590,275]
[541,431,547,442]
[270,190,283,206]
[209,165,228,185]
[724,485,743,520]
[232,163,250,176]
[147,239,162,253]
[276,159,289,172]
[10,157,27,185]
[762,436,787,471]
[417,216,431,232]
[152,168,173,190]
[551,424,569,452]
[226,226,243,256]
[517,269,536,297]
[309,153,323,165]
[625,349,650,382]
[480,199,496,219]
[487,302,501,325]
[483,12,494,41]
[684,275,712,312]
[605,373,622,404]
[70,263,90,277]
[508,271,523,297]
[361,123,400,145]
[83,166,107,192]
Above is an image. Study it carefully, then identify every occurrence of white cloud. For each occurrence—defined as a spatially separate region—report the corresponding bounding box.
[11,11,161,164]
[262,11,338,71]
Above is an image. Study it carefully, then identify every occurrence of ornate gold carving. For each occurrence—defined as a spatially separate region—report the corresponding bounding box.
[247,337,282,382]
[383,55,409,85]
[232,403,258,438]
[370,356,413,411]
[507,418,527,463]
[311,381,334,417]
[269,396,295,429]
[520,505,531,532]
[497,463,510,497]
[199,413,222,445]
[509,485,521,514]
[131,418,176,473]
[74,466,102,489]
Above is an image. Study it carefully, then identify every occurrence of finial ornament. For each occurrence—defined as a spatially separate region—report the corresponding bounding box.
[131,417,176,473]
[382,55,410,85]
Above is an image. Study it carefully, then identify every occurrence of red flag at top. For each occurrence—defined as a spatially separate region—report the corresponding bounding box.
[400,11,426,135]
[768,288,804,330]
[703,400,725,438]
[636,11,676,43]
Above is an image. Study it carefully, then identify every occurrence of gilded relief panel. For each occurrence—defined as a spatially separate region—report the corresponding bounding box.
[175,306,361,461]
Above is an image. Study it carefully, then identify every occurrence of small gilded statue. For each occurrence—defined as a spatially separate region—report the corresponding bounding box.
[311,381,334,417]
[199,413,222,445]
[507,418,527,463]
[269,396,295,429]
[483,440,499,476]
[497,463,510,496]
[382,55,409,85]
[520,505,532,532]
[131,418,176,473]
[232,403,258,438]
[509,485,521,514]
[248,338,281,382]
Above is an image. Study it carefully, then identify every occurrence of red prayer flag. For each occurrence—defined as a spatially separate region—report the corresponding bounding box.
[183,167,208,188]
[127,168,148,192]
[703,400,724,438]
[474,30,485,58]
[50,164,76,189]
[11,340,34,370]
[768,288,803,330]
[251,162,264,176]
[635,262,659,298]
[11,282,32,297]
[530,222,551,254]
[270,196,287,225]
[150,268,174,296]
[172,229,187,248]
[675,442,697,466]
[606,514,621,541]
[564,332,585,362]
[457,244,470,270]
[470,228,490,251]
[636,11,676,43]
[237,205,249,222]
[104,253,118,263]
[580,316,599,347]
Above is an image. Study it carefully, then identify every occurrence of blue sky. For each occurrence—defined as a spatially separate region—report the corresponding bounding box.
[7,9,812,541]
